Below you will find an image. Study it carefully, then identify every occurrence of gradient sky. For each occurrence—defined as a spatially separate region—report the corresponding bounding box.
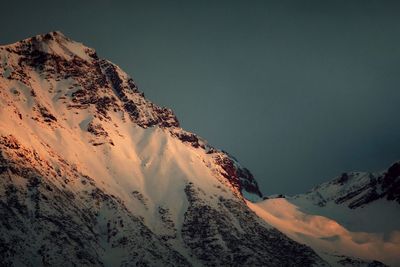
[1,0,399,195]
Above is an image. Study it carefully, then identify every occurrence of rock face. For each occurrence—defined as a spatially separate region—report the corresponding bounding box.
[0,32,325,266]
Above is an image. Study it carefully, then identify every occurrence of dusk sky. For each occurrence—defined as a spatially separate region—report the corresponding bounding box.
[2,0,399,195]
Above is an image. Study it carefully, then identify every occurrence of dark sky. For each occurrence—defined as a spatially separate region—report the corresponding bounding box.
[2,0,400,195]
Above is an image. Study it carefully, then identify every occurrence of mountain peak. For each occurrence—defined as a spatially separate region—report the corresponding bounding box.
[0,32,262,200]
[304,161,400,209]
[33,30,69,42]
[31,31,75,47]
[1,30,97,63]
[1,31,67,46]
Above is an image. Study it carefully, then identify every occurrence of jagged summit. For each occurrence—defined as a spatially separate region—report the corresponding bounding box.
[1,31,95,62]
[1,31,69,46]
[1,30,181,130]
[35,30,69,40]
[22,31,71,44]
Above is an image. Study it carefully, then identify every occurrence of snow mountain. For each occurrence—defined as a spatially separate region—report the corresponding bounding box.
[0,31,328,266]
[249,162,400,266]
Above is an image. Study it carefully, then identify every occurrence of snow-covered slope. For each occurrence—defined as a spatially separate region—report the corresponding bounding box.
[248,163,400,266]
[0,31,326,266]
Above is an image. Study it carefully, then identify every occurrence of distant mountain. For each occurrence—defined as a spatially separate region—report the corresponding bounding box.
[249,162,400,266]
[293,162,400,209]
[0,31,326,266]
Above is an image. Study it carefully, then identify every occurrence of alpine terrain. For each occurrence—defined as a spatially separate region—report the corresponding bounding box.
[0,31,398,267]
[249,162,400,266]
